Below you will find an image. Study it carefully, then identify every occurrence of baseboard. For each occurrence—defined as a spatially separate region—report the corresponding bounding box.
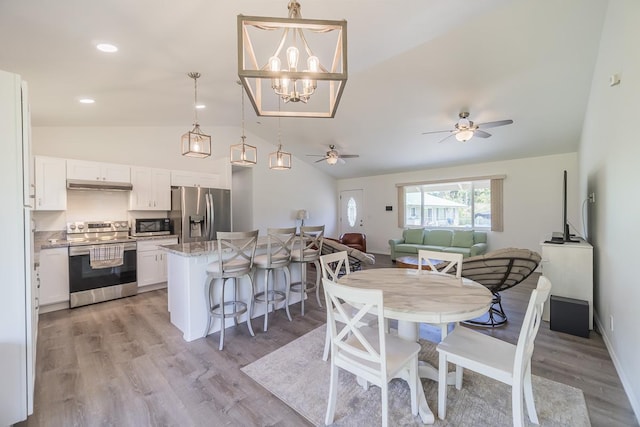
[594,311,640,424]
[39,301,70,314]
[138,283,167,293]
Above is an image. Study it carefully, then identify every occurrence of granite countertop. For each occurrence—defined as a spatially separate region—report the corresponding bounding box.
[160,236,269,257]
[35,232,178,252]
[160,241,218,257]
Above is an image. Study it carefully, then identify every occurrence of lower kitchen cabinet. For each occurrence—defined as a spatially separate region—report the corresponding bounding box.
[39,247,69,308]
[137,238,177,289]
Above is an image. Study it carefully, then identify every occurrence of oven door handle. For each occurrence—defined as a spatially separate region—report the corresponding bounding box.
[69,242,137,256]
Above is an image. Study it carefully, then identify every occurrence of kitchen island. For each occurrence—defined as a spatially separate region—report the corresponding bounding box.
[161,240,303,342]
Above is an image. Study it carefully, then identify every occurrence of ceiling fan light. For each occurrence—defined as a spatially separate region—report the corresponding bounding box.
[326,156,339,165]
[456,129,474,142]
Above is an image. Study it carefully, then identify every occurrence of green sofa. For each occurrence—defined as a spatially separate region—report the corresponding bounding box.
[388,228,488,261]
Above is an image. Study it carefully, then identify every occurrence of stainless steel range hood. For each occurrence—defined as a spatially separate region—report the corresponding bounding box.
[66,179,133,191]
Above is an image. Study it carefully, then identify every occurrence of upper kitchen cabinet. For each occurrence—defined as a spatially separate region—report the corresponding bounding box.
[129,167,171,211]
[34,156,67,211]
[67,159,130,183]
[170,170,221,189]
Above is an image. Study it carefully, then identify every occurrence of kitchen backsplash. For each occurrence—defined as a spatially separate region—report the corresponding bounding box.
[33,190,168,231]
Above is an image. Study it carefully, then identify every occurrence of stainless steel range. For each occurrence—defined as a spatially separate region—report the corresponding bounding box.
[67,220,137,308]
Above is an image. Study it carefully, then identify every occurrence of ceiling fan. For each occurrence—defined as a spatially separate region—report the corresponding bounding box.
[422,112,513,143]
[306,144,360,165]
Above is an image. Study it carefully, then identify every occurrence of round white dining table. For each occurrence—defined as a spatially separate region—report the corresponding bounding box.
[337,267,492,424]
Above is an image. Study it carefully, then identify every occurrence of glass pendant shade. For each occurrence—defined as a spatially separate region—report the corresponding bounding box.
[455,129,474,142]
[238,1,347,118]
[230,136,257,166]
[269,144,292,170]
[182,125,212,158]
[182,72,211,158]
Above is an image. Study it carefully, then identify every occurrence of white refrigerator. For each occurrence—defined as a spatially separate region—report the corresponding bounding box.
[0,69,37,425]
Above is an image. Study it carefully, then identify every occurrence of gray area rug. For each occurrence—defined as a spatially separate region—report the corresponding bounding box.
[241,325,590,426]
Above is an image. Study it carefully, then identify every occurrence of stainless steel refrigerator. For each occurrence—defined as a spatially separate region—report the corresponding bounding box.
[170,187,231,243]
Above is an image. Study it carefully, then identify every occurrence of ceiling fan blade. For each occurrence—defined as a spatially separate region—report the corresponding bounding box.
[477,119,513,129]
[436,133,456,144]
[314,157,328,163]
[422,129,454,135]
[474,130,492,138]
[306,154,326,157]
[338,154,359,159]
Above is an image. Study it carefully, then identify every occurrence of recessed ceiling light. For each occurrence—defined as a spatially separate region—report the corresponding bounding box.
[79,98,95,104]
[96,43,118,53]
[195,104,206,109]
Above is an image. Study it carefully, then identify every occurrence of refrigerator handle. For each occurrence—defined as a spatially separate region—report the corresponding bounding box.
[209,193,216,240]
[203,193,210,240]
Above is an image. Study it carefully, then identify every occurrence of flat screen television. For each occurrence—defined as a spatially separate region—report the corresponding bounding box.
[557,170,579,243]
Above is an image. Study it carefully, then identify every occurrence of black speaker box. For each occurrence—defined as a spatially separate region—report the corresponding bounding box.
[550,295,589,338]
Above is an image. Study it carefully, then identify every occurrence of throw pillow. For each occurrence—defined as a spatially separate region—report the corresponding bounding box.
[452,230,475,248]
[404,228,424,244]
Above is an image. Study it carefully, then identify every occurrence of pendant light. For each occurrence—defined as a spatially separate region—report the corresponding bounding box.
[269,106,292,170]
[230,81,257,166]
[181,72,211,158]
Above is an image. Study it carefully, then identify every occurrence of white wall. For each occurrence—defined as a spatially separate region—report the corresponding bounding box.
[31,125,338,235]
[579,0,640,419]
[337,152,579,255]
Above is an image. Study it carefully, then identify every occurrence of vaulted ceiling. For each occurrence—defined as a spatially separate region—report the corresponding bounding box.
[0,0,608,178]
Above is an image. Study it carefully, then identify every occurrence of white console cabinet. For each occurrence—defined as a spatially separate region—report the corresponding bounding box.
[38,247,70,308]
[540,239,593,329]
[137,237,178,289]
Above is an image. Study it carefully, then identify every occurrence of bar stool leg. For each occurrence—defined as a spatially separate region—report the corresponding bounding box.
[204,276,213,338]
[263,268,271,332]
[300,261,307,316]
[313,259,322,307]
[219,278,226,351]
[245,275,255,337]
[283,266,292,321]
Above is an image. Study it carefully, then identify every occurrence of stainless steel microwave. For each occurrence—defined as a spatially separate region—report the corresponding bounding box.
[131,218,171,236]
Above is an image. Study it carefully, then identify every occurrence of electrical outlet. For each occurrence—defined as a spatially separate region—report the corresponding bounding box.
[610,314,614,332]
[588,192,596,203]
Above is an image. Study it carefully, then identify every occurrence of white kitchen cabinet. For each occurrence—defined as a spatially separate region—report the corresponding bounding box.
[171,170,220,188]
[67,159,130,183]
[34,156,67,210]
[541,239,594,329]
[39,247,70,306]
[136,237,177,288]
[129,167,171,210]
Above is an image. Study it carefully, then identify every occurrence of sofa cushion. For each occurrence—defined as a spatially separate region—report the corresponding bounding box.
[404,228,425,244]
[395,244,422,254]
[452,230,475,248]
[421,245,447,252]
[425,230,452,246]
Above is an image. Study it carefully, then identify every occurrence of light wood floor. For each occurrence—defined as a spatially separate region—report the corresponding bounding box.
[21,254,637,427]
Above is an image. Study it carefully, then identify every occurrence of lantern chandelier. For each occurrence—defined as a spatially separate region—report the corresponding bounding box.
[230,81,258,166]
[181,72,211,158]
[238,0,347,118]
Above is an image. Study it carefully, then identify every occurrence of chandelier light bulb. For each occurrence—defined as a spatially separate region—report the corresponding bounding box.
[286,46,299,71]
[307,56,319,72]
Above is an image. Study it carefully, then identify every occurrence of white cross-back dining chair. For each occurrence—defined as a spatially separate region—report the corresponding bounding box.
[323,278,421,427]
[319,251,377,361]
[437,275,552,426]
[418,249,463,278]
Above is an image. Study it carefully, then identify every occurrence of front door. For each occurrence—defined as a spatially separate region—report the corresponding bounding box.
[340,189,364,236]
